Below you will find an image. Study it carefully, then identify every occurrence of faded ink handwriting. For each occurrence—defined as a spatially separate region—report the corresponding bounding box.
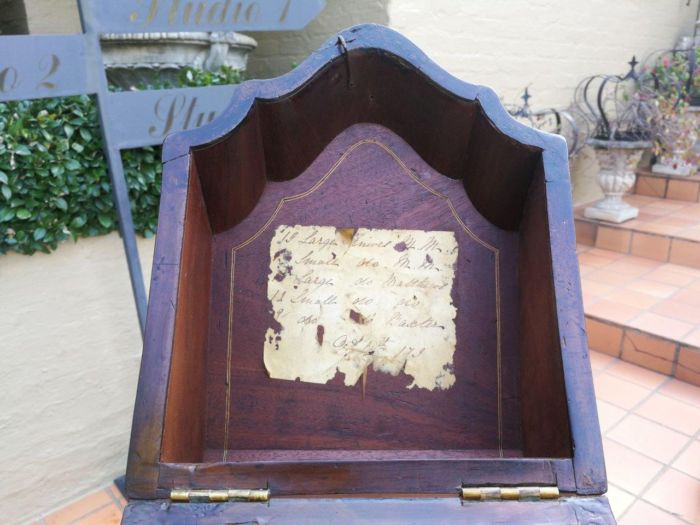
[263,225,459,391]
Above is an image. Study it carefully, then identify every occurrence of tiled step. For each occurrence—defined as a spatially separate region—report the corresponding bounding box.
[578,245,700,387]
[633,168,700,203]
[575,195,700,269]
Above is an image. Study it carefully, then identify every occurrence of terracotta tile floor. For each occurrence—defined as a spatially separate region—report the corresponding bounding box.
[579,245,700,348]
[33,484,126,525]
[593,351,700,524]
[32,351,700,525]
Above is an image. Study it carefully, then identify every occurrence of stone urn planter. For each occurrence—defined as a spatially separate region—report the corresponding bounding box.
[572,57,657,223]
[100,31,257,90]
[584,139,652,223]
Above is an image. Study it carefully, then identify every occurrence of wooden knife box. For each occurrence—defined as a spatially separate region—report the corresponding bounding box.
[122,24,613,524]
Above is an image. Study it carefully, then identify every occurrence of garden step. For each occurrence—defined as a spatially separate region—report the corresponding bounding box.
[578,246,700,387]
[574,195,700,268]
[633,167,700,203]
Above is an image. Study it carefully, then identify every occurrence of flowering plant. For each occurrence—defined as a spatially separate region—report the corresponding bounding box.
[647,47,699,106]
[643,47,699,174]
[651,94,698,172]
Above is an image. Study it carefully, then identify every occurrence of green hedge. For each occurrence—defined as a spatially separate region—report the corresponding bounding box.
[0,66,242,255]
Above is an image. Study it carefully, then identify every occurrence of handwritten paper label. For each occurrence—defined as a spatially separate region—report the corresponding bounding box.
[263,225,458,391]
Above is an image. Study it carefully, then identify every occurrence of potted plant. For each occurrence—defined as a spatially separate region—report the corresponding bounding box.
[645,43,699,176]
[650,94,698,176]
[573,58,656,223]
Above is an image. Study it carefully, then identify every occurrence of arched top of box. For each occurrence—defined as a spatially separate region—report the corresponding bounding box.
[161,23,570,232]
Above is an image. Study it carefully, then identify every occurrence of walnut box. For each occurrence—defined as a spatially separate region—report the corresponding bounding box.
[122,24,614,524]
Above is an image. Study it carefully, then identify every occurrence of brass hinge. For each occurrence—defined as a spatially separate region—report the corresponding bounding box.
[461,486,559,501]
[170,488,270,503]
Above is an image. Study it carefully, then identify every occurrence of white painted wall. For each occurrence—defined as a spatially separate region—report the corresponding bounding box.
[385,0,696,109]
[0,234,154,525]
[24,0,81,34]
[3,1,696,523]
[247,0,390,77]
[250,1,697,105]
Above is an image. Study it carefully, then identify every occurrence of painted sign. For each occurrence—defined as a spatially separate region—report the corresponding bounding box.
[83,0,326,33]
[106,85,237,149]
[0,35,90,102]
[0,0,326,334]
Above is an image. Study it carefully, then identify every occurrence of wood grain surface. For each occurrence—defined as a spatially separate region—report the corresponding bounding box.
[202,124,522,458]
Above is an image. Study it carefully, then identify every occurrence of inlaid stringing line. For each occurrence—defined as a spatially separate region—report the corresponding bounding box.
[222,251,236,463]
[222,139,504,458]
[495,252,502,457]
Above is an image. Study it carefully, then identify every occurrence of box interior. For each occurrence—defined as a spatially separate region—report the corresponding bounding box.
[157,49,572,471]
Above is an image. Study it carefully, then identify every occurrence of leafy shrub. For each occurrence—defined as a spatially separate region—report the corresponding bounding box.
[0,66,242,255]
[121,63,244,91]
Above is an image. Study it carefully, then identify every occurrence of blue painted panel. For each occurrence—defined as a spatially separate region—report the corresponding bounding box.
[0,35,91,102]
[105,85,237,149]
[83,0,326,33]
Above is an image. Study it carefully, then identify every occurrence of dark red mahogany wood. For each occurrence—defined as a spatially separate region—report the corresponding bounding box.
[201,124,523,459]
[123,23,610,524]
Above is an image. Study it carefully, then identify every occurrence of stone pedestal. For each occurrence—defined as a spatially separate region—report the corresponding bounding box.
[652,151,695,177]
[100,32,257,90]
[585,139,651,224]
